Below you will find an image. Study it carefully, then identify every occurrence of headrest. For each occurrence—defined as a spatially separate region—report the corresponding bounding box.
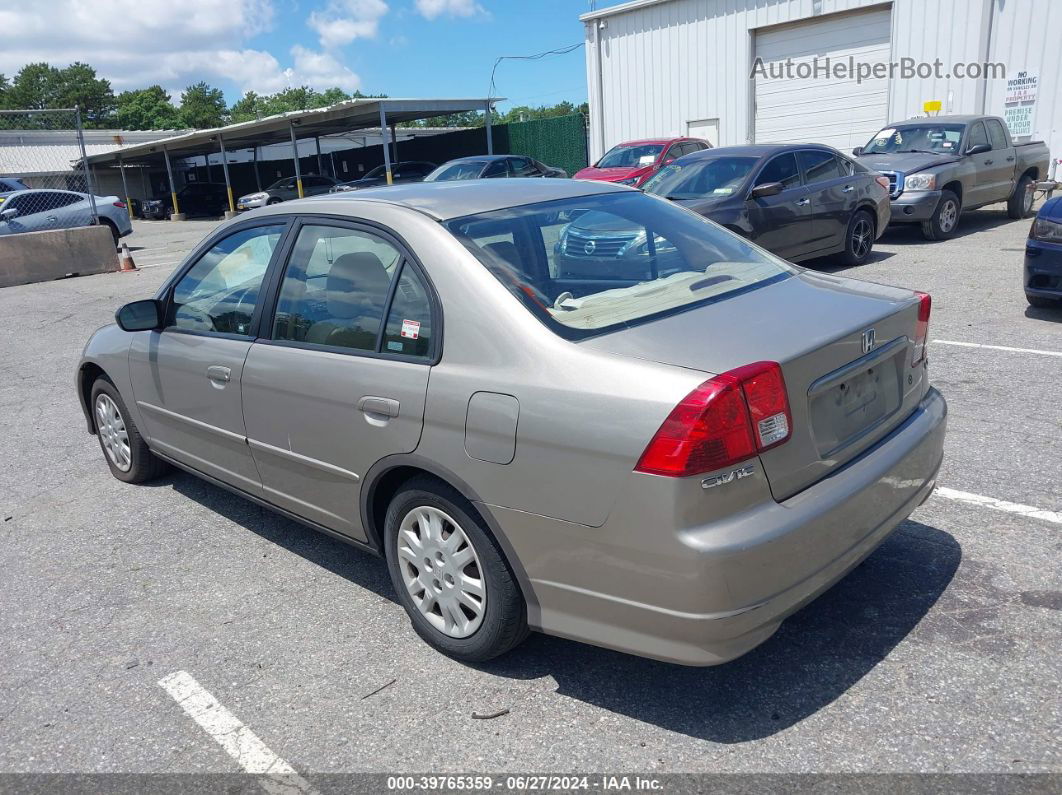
[326,252,390,320]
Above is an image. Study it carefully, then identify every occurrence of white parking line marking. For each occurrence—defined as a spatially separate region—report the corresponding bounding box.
[935,487,1062,525]
[933,339,1062,357]
[158,671,319,795]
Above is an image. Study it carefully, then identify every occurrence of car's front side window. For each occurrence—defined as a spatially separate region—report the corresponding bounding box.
[757,153,801,189]
[271,224,404,353]
[169,224,285,336]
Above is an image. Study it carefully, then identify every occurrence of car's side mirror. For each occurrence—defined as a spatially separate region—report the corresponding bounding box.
[749,181,784,199]
[115,299,163,332]
[965,143,990,156]
[0,207,19,221]
[852,146,863,156]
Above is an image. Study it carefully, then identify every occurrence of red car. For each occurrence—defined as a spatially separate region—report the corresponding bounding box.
[574,137,711,187]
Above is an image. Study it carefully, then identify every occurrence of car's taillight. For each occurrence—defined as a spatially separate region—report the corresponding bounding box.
[912,291,932,365]
[635,361,791,477]
[113,201,126,209]
[875,175,890,190]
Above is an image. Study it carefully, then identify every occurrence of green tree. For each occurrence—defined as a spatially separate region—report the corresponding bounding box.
[228,86,367,123]
[53,62,116,126]
[179,82,226,129]
[6,63,61,109]
[116,85,183,130]
[0,74,9,109]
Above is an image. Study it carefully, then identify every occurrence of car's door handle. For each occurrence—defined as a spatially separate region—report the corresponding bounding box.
[841,185,854,193]
[984,159,994,165]
[46,216,58,222]
[1006,156,1015,162]
[206,365,231,383]
[358,396,400,418]
[795,197,810,206]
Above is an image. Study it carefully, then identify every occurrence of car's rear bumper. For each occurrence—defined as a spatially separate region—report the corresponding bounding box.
[489,387,947,666]
[889,190,941,222]
[1025,240,1062,298]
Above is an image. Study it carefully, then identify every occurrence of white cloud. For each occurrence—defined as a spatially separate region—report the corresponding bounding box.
[308,0,388,48]
[414,0,486,20]
[0,0,362,101]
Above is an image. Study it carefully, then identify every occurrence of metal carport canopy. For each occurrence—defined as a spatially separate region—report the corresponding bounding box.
[83,97,499,165]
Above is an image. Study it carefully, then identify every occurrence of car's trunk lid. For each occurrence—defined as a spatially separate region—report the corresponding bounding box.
[582,270,928,500]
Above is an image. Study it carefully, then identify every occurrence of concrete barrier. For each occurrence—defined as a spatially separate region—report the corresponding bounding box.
[0,225,120,289]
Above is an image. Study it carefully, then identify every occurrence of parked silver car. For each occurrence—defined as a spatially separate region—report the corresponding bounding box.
[237,175,340,210]
[77,179,946,665]
[0,189,132,245]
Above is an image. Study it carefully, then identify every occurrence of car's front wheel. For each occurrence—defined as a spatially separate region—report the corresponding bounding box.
[837,209,875,265]
[384,476,529,662]
[921,190,961,240]
[90,377,168,484]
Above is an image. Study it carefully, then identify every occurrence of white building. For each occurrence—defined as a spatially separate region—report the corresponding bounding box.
[582,0,1060,173]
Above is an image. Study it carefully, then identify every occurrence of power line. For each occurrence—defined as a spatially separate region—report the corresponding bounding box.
[488,43,585,104]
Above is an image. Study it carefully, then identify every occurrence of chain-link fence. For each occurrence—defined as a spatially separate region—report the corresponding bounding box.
[0,108,105,238]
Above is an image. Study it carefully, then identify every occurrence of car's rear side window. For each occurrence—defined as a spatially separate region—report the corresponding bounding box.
[444,192,793,340]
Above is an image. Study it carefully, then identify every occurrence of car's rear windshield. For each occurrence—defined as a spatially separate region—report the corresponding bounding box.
[426,161,486,181]
[642,156,758,199]
[596,144,664,169]
[444,192,793,340]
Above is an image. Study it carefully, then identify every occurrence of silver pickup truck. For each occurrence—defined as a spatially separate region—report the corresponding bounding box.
[854,114,1050,240]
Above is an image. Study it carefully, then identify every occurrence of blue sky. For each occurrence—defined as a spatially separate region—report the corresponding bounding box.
[0,1,626,112]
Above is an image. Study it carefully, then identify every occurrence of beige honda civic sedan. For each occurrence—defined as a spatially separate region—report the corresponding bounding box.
[77,179,946,665]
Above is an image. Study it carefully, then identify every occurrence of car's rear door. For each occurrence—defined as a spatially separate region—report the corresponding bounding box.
[241,218,435,541]
[797,149,856,253]
[985,118,1018,201]
[745,151,813,260]
[127,220,290,496]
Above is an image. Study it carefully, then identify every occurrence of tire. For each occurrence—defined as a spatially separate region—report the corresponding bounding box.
[1008,174,1035,219]
[101,220,119,247]
[1026,293,1060,309]
[90,377,169,484]
[920,189,961,240]
[837,209,875,266]
[384,476,529,662]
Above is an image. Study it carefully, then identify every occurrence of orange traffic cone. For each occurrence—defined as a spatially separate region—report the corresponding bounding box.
[119,242,138,272]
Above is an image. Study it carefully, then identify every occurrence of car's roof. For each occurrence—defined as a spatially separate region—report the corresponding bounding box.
[310,178,628,220]
[612,137,687,146]
[441,155,510,164]
[680,143,839,160]
[896,115,984,125]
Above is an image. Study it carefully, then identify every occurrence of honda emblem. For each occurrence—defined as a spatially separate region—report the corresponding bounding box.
[861,328,876,354]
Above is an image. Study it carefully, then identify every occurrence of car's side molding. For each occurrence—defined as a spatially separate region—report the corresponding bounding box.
[360,453,541,625]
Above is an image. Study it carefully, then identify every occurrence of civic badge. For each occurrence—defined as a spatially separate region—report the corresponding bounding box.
[861,328,876,355]
[583,240,596,255]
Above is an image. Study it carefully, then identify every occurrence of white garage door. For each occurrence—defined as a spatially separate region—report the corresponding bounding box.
[754,7,892,151]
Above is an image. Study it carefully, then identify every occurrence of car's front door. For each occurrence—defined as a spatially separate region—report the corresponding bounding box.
[127,221,289,496]
[745,151,813,260]
[241,220,435,540]
[964,121,996,207]
[797,149,854,253]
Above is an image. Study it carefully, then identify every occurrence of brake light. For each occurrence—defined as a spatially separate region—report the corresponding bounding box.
[875,175,891,190]
[912,291,932,365]
[635,361,791,477]
[113,201,126,209]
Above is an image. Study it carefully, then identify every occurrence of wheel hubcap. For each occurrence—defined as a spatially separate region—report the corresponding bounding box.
[95,393,131,472]
[940,200,958,232]
[397,506,486,638]
[1023,187,1033,213]
[851,218,873,258]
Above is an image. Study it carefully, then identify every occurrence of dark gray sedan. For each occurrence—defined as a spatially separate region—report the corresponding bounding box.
[425,155,567,181]
[641,144,891,266]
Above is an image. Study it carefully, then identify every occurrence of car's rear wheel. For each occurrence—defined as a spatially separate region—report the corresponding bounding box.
[101,219,119,247]
[837,209,875,266]
[384,476,529,662]
[90,377,168,484]
[1008,174,1036,219]
[1026,293,1060,309]
[921,190,961,240]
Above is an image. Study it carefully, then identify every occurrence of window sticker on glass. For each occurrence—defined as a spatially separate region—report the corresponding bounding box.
[713,187,734,194]
[401,319,421,339]
[387,340,404,352]
[875,128,895,140]
[638,155,656,165]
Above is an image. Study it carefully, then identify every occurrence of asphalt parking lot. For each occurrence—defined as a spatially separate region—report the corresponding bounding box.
[1,208,1060,778]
